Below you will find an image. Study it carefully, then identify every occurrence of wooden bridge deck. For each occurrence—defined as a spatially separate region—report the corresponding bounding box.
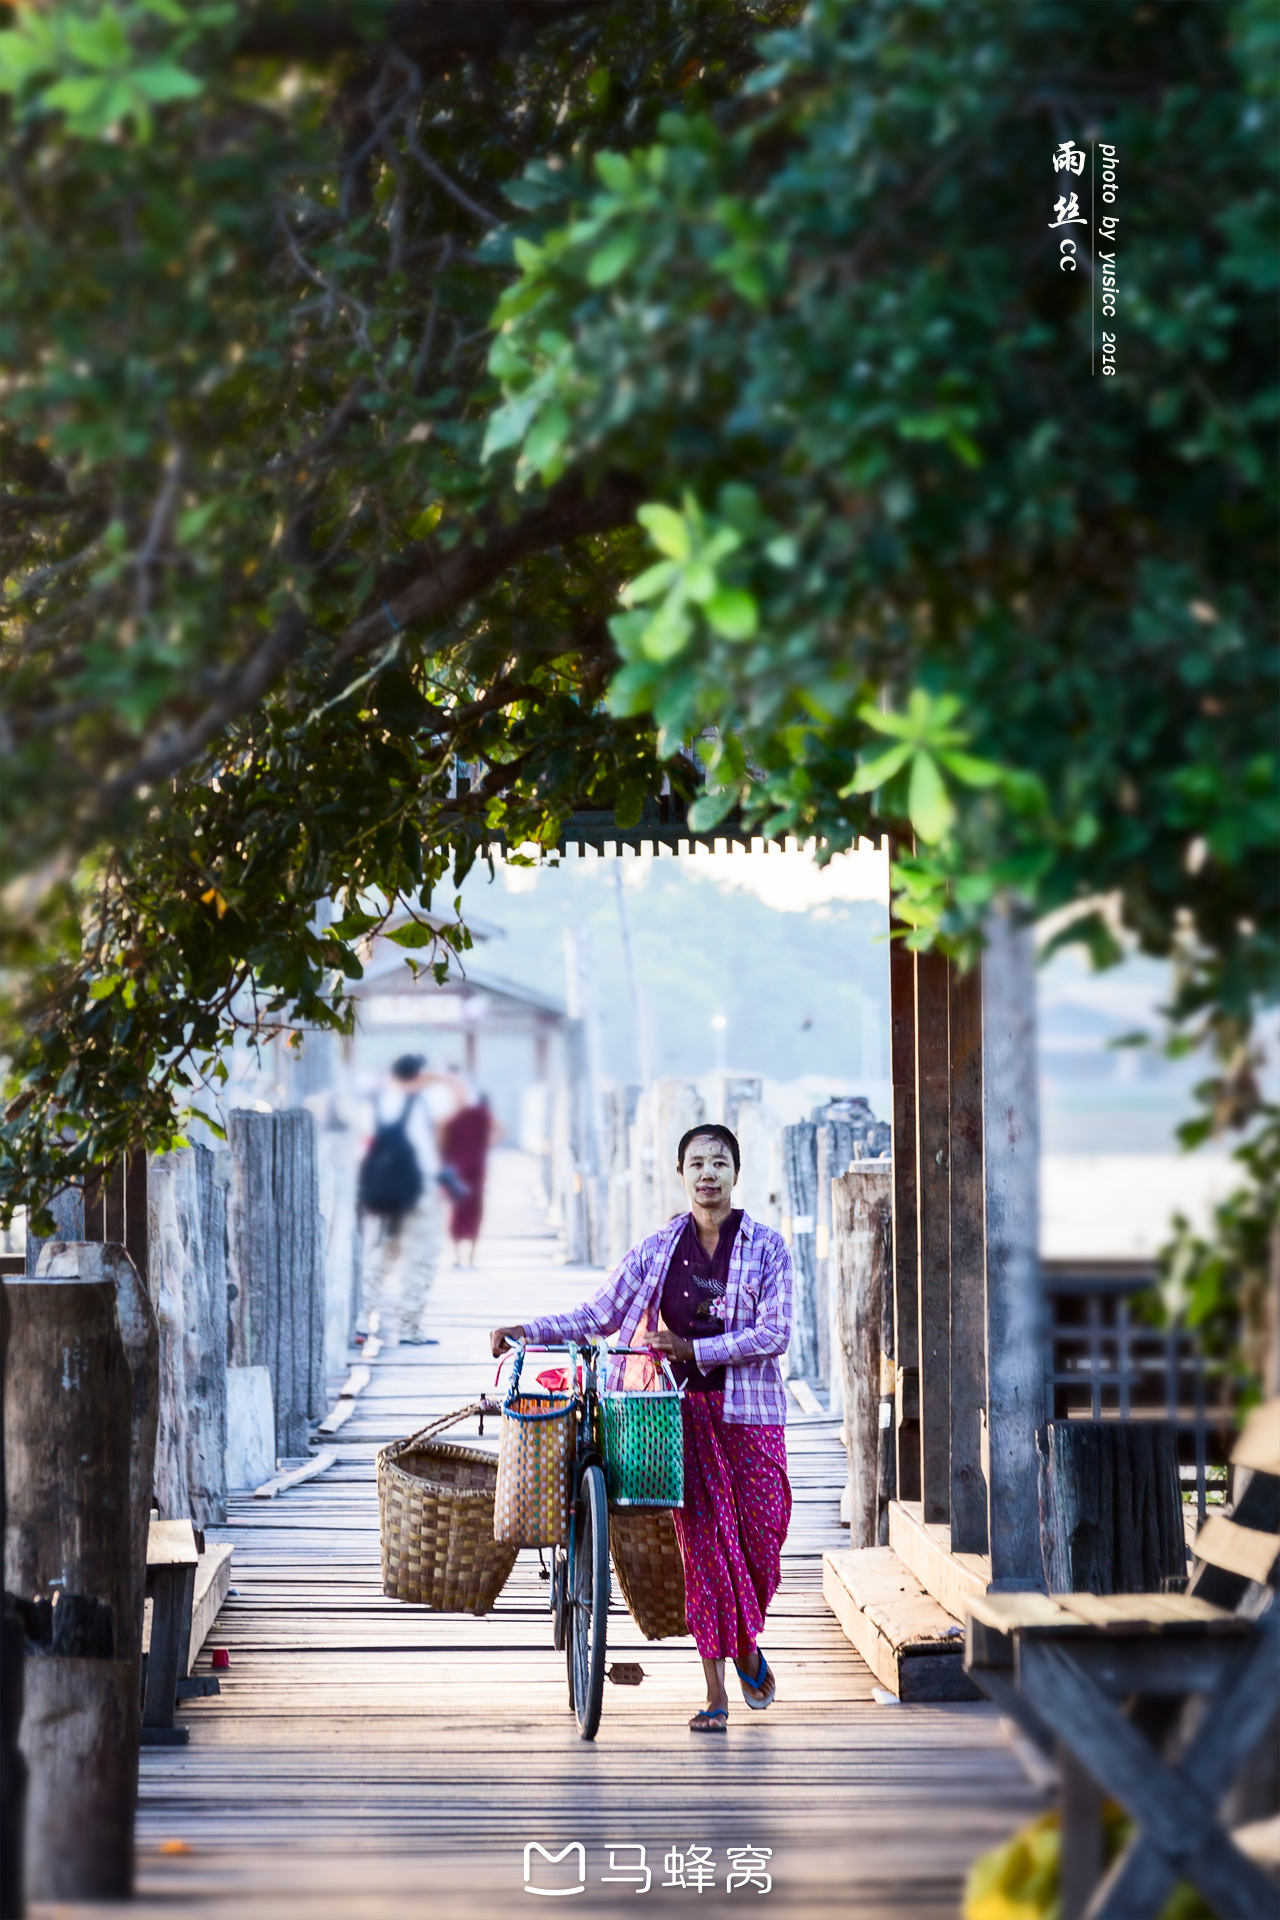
[34,1151,1040,1919]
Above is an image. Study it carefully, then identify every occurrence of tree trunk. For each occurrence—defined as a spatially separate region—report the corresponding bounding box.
[832,1163,894,1548]
[5,1246,159,1898]
[982,903,1047,1590]
[227,1109,325,1459]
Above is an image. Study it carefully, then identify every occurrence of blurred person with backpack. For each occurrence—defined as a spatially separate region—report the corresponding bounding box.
[358,1054,462,1345]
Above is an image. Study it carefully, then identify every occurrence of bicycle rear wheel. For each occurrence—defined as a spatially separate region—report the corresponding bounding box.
[568,1462,609,1740]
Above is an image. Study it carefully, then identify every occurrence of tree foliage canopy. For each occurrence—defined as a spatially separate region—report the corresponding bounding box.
[1,0,1276,1223]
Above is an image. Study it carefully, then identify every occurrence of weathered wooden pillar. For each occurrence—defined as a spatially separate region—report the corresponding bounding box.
[83,1152,148,1287]
[982,904,1046,1589]
[815,1124,839,1411]
[5,1244,159,1898]
[0,1282,26,1920]
[782,1121,820,1378]
[148,1146,229,1526]
[832,1163,895,1547]
[949,960,989,1554]
[888,934,921,1500]
[915,949,951,1524]
[228,1109,324,1459]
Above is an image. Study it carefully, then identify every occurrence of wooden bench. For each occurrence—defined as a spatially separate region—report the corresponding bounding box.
[142,1518,200,1746]
[964,1397,1280,1920]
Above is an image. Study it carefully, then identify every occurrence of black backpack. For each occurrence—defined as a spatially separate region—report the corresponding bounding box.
[357,1094,425,1217]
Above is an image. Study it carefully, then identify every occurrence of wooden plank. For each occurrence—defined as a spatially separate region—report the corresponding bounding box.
[967,1590,1242,1636]
[187,1543,234,1673]
[822,1549,979,1702]
[888,1499,988,1621]
[339,1364,372,1399]
[146,1518,200,1567]
[888,907,922,1505]
[1194,1512,1279,1585]
[317,1398,357,1436]
[253,1449,339,1500]
[1232,1397,1280,1476]
[914,948,951,1525]
[948,960,988,1554]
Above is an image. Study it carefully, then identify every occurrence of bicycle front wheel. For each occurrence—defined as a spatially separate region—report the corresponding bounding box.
[569,1462,610,1741]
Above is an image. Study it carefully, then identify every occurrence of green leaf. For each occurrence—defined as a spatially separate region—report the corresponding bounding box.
[938,750,1002,788]
[840,741,913,795]
[594,151,635,193]
[522,401,569,476]
[606,660,661,717]
[687,786,738,831]
[586,228,640,286]
[639,599,692,662]
[704,586,757,639]
[907,751,955,843]
[636,503,690,560]
[624,560,679,604]
[606,609,652,659]
[131,63,203,104]
[385,921,438,950]
[65,10,130,72]
[88,976,121,1001]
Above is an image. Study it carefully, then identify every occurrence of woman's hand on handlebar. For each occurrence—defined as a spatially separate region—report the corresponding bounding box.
[490,1325,526,1359]
[647,1328,695,1364]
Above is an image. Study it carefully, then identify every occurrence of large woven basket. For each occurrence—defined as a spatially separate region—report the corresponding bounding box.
[378,1404,517,1613]
[609,1508,689,1640]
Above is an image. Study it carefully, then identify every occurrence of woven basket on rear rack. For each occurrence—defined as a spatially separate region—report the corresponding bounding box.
[609,1508,689,1640]
[378,1403,517,1613]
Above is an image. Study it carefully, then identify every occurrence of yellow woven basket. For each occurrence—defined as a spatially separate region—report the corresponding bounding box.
[494,1389,575,1547]
[378,1404,517,1613]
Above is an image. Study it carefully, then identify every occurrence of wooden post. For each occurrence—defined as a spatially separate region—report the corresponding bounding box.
[888,934,921,1500]
[23,1184,83,1274]
[0,1282,26,1920]
[4,1245,159,1898]
[148,1146,228,1526]
[982,903,1046,1589]
[227,1110,325,1460]
[949,960,989,1554]
[815,1124,838,1410]
[144,1153,190,1519]
[83,1153,148,1286]
[782,1121,820,1378]
[915,949,951,1524]
[831,1163,894,1547]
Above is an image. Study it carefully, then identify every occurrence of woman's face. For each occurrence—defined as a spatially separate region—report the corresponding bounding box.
[680,1134,738,1211]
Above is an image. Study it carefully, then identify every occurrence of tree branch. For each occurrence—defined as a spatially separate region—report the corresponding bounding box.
[331,469,643,670]
[88,472,641,812]
[98,603,310,805]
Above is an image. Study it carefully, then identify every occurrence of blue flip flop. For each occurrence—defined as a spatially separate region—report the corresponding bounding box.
[689,1706,729,1734]
[734,1649,775,1710]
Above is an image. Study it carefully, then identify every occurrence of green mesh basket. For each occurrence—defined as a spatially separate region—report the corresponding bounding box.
[598,1388,684,1510]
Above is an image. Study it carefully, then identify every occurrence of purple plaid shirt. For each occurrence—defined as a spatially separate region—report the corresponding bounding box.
[522,1211,793,1427]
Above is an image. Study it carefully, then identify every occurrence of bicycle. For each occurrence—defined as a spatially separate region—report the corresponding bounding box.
[507,1339,675,1742]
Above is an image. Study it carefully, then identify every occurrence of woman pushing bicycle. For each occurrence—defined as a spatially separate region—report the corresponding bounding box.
[490,1123,794,1734]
